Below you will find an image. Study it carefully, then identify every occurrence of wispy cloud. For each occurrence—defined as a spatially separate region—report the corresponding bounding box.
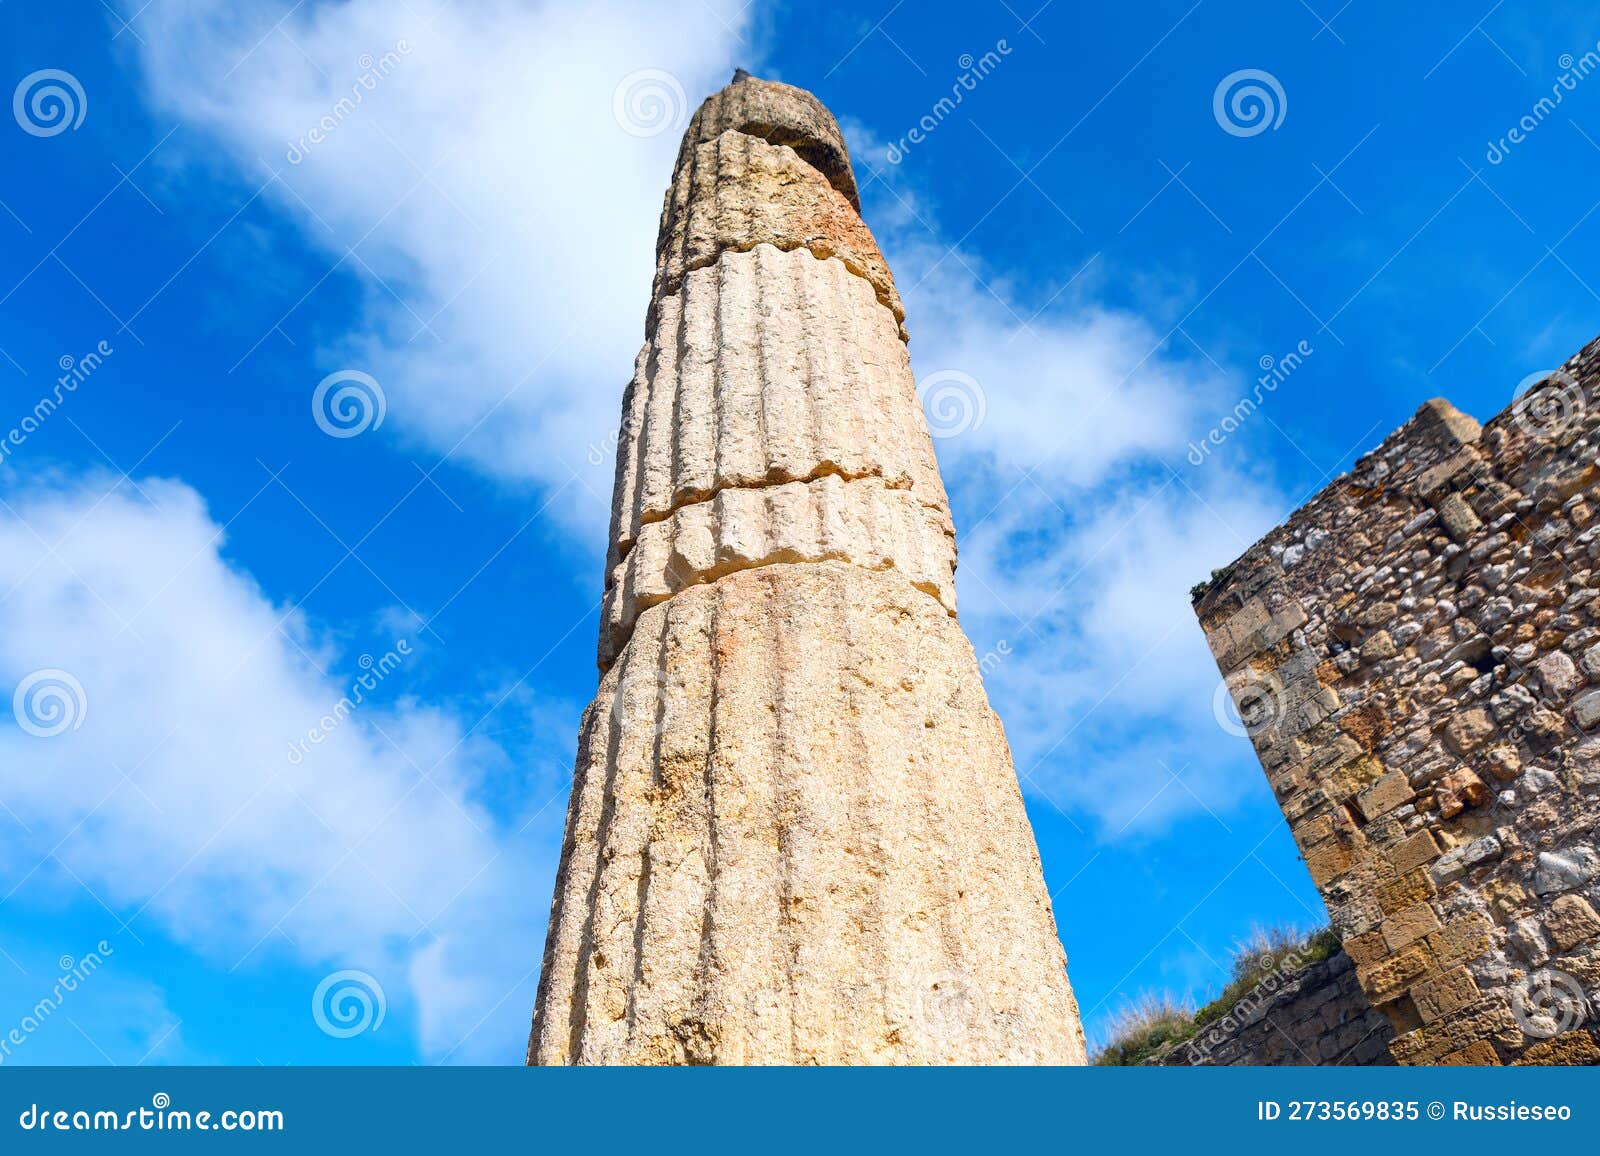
[0,473,567,1060]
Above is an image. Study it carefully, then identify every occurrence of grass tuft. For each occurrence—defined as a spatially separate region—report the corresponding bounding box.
[1091,992,1196,1066]
[1192,924,1339,1029]
[1092,924,1340,1064]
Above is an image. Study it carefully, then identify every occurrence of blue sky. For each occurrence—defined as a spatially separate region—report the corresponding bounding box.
[1,0,1597,1064]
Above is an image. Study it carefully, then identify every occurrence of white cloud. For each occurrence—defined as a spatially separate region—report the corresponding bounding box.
[130,0,757,542]
[0,473,561,1061]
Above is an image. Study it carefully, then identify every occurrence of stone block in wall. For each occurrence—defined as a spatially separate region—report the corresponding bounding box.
[1343,929,1389,969]
[1356,771,1414,821]
[1381,904,1441,951]
[1388,829,1442,875]
[1411,967,1481,1024]
[1436,492,1483,542]
[1328,755,1385,804]
[1376,869,1437,915]
[1441,1040,1501,1065]
[1417,448,1486,498]
[1426,914,1492,968]
[1208,599,1308,675]
[1292,812,1337,850]
[1545,895,1600,951]
[1514,1032,1600,1065]
[1306,841,1355,886]
[1441,708,1495,754]
[1533,847,1599,895]
[1413,398,1483,455]
[1360,944,1431,1001]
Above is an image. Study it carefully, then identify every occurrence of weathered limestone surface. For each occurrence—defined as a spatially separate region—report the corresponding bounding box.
[653,130,905,340]
[1194,339,1600,1065]
[609,243,947,570]
[675,75,860,210]
[599,472,956,670]
[533,563,1084,1064]
[1154,950,1395,1066]
[531,73,1085,1064]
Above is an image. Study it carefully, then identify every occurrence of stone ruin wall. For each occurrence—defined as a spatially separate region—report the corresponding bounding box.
[1155,949,1395,1066]
[1193,335,1600,1065]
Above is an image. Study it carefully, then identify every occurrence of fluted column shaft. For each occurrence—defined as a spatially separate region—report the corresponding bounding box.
[529,75,1085,1065]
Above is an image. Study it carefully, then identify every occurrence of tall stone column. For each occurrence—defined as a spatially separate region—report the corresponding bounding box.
[527,74,1086,1065]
